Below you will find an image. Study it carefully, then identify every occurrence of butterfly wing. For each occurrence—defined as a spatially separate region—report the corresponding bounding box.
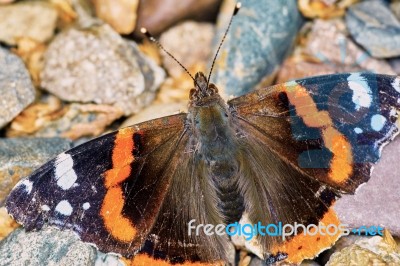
[229,72,400,193]
[229,73,400,263]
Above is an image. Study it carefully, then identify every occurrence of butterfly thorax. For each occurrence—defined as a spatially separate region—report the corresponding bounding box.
[188,72,244,223]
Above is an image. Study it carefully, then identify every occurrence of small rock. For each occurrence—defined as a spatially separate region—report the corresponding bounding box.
[93,0,139,34]
[277,19,395,82]
[0,1,58,45]
[0,46,35,129]
[0,227,96,265]
[326,230,400,265]
[346,0,400,58]
[210,0,302,97]
[0,207,19,241]
[159,21,215,78]
[135,0,221,37]
[298,0,358,19]
[334,136,400,236]
[121,102,187,127]
[0,137,72,206]
[41,24,165,116]
[6,95,124,140]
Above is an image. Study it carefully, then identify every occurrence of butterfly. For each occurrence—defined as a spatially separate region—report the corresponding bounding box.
[5,70,400,265]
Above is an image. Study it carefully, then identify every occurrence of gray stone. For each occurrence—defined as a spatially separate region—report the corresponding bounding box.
[0,138,72,206]
[0,227,96,266]
[346,0,400,58]
[0,47,35,129]
[209,0,302,97]
[335,136,400,236]
[0,1,58,45]
[41,24,165,116]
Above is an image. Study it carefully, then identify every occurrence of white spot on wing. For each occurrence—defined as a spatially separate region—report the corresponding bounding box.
[82,202,90,210]
[371,114,387,131]
[41,205,50,211]
[20,180,33,194]
[354,127,363,134]
[347,73,372,111]
[55,200,73,216]
[55,153,78,190]
[391,77,400,93]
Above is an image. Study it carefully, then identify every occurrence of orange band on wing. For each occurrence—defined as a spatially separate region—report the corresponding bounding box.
[271,207,342,264]
[128,254,224,266]
[283,82,353,184]
[100,128,137,242]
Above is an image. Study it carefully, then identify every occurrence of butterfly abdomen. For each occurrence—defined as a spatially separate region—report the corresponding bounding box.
[191,102,245,224]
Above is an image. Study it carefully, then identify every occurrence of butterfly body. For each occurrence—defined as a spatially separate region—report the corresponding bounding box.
[188,72,245,224]
[6,72,400,265]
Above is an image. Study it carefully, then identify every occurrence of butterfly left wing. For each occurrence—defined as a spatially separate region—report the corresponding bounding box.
[228,72,400,263]
[6,114,191,257]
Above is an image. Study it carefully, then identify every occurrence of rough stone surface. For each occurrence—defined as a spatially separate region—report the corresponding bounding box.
[335,136,400,236]
[6,95,124,140]
[41,24,165,115]
[346,0,400,58]
[299,0,358,19]
[326,231,400,265]
[0,227,96,266]
[277,19,395,82]
[134,0,221,37]
[0,1,58,45]
[0,138,72,206]
[210,0,302,97]
[0,47,36,129]
[160,21,215,78]
[93,0,139,34]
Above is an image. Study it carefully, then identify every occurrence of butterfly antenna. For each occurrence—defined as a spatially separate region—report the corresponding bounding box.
[140,27,197,83]
[207,2,241,86]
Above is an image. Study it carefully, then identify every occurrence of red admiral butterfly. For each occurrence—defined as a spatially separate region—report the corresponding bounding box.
[5,3,400,266]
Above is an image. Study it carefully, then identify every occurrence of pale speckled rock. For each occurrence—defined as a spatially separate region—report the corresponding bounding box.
[0,47,35,129]
[346,0,400,58]
[335,136,400,236]
[0,138,72,206]
[160,21,215,78]
[41,24,165,115]
[326,230,400,265]
[0,1,58,45]
[0,227,96,266]
[210,0,302,97]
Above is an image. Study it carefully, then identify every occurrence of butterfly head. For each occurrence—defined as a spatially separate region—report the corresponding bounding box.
[189,72,220,106]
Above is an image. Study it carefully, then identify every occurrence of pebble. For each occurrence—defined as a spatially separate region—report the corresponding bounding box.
[298,0,358,19]
[209,0,302,97]
[0,138,72,206]
[159,21,215,78]
[277,19,395,82]
[135,0,221,37]
[334,136,400,236]
[6,95,124,140]
[346,0,400,58]
[0,207,18,241]
[0,47,35,129]
[40,24,165,116]
[326,230,400,265]
[93,0,139,34]
[0,228,96,265]
[0,1,58,45]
